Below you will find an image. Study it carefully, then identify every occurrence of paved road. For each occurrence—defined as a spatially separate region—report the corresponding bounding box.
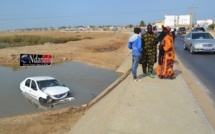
[175,35,215,101]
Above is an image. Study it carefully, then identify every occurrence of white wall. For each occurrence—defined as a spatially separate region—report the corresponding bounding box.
[164,15,177,27]
[164,14,190,27]
[178,15,190,25]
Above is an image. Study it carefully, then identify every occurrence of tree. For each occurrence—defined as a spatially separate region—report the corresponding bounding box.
[125,24,134,29]
[208,23,215,30]
[139,20,145,27]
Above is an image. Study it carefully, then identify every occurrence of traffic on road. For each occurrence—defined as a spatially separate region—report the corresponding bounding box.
[174,33,215,102]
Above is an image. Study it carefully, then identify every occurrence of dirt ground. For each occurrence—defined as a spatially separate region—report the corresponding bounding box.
[0,31,131,134]
[0,31,130,70]
[0,30,215,134]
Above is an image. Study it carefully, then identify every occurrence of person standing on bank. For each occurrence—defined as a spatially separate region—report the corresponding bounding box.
[171,28,176,42]
[139,24,158,78]
[156,26,176,79]
[128,27,142,81]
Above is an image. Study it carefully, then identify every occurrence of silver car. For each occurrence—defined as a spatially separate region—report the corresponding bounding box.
[184,31,215,54]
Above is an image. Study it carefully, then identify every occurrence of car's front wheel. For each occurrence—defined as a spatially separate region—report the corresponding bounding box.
[46,96,53,103]
[39,97,47,103]
[189,46,194,54]
[183,43,187,50]
[67,92,72,97]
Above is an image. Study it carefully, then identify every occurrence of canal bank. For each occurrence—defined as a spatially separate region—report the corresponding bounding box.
[69,53,215,134]
[0,61,120,118]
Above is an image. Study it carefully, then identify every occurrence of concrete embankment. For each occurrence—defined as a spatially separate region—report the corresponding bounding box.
[69,52,215,134]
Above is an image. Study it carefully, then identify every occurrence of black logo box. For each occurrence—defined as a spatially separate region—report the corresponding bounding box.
[20,54,52,66]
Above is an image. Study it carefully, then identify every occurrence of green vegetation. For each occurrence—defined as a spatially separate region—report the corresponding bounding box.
[125,24,134,29]
[139,20,146,27]
[82,37,93,39]
[209,23,215,30]
[0,35,81,49]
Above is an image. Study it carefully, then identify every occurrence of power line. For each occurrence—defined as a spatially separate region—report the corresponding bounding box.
[188,6,198,27]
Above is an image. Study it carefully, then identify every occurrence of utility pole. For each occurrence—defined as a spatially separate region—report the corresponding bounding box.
[188,7,198,28]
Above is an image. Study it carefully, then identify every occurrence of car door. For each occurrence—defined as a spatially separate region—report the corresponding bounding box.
[185,33,192,48]
[30,80,39,99]
[23,79,32,94]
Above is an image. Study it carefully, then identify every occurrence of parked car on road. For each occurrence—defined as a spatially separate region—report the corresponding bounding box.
[20,76,74,103]
[177,27,186,35]
[184,31,215,54]
[191,27,205,32]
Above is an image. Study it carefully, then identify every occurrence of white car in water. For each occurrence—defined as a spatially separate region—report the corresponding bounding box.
[20,76,74,103]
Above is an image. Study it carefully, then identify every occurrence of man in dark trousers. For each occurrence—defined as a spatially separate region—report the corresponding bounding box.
[139,24,158,78]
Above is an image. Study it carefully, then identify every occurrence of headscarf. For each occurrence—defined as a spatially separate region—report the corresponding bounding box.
[157,27,168,42]
[166,26,171,32]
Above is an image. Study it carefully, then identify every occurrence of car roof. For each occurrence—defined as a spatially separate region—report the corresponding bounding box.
[194,27,204,29]
[191,31,208,34]
[192,27,205,31]
[27,76,56,81]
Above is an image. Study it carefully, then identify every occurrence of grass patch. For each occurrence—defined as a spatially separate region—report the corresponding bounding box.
[82,37,93,39]
[0,35,81,49]
[0,43,13,49]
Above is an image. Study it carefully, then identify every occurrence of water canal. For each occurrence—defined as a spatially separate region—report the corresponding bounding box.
[0,61,120,118]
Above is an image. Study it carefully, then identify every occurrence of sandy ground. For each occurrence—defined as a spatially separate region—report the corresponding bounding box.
[0,31,131,134]
[0,31,130,70]
[0,31,215,134]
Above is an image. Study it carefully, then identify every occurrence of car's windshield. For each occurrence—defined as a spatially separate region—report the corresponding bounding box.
[37,79,61,89]
[179,27,185,31]
[192,33,213,39]
[195,27,205,31]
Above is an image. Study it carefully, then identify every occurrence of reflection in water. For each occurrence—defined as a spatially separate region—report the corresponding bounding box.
[22,92,74,110]
[0,61,120,118]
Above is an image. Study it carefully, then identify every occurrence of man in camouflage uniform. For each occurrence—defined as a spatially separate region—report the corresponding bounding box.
[139,24,158,78]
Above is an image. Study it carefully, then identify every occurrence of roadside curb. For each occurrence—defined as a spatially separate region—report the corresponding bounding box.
[115,54,131,74]
[86,55,131,109]
[174,54,215,130]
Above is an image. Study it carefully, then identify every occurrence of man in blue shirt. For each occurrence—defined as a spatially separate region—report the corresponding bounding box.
[128,27,142,81]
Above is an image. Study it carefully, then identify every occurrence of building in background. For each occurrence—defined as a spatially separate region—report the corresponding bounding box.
[178,15,190,26]
[164,14,191,30]
[153,21,164,32]
[164,15,178,28]
[196,19,213,29]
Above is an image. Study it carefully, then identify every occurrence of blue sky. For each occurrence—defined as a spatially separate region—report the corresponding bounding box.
[0,0,214,31]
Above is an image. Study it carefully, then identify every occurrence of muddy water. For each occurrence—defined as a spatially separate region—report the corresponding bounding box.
[0,61,120,118]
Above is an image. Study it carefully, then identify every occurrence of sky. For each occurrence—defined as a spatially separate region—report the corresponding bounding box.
[0,0,214,31]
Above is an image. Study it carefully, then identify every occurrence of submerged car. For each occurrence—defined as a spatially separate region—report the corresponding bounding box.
[20,76,74,103]
[22,92,73,110]
[184,31,215,54]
